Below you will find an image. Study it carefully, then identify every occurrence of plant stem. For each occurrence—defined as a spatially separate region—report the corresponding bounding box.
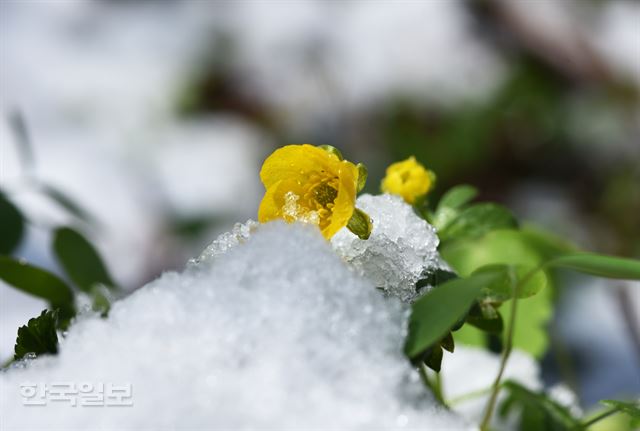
[447,386,494,406]
[579,407,620,429]
[479,265,535,431]
[419,363,447,408]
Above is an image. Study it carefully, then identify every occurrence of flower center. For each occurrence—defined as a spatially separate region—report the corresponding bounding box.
[312,181,338,207]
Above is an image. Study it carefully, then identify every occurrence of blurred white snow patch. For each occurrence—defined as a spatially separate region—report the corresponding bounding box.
[441,347,541,428]
[228,0,504,121]
[151,118,265,218]
[0,223,469,430]
[332,194,441,302]
[592,1,640,85]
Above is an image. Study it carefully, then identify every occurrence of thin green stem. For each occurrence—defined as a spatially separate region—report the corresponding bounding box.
[419,363,447,408]
[579,407,620,429]
[447,386,493,406]
[479,264,543,430]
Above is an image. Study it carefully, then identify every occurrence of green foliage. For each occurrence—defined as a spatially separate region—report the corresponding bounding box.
[548,253,640,280]
[52,226,117,292]
[499,381,581,431]
[356,163,368,193]
[438,203,518,243]
[0,191,25,255]
[0,256,75,326]
[474,264,547,301]
[431,184,478,229]
[600,400,640,419]
[405,271,502,359]
[347,208,372,240]
[442,229,553,357]
[14,310,59,360]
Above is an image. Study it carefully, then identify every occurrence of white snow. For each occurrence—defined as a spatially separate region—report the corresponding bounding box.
[0,223,470,430]
[332,194,441,302]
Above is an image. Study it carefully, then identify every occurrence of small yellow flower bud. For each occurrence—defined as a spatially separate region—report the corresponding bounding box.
[381,156,436,204]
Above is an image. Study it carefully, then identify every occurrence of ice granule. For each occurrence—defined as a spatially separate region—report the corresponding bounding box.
[331,194,441,302]
[190,219,259,265]
[0,222,469,430]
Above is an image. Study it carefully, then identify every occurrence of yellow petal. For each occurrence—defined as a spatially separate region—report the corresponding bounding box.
[260,144,341,189]
[258,180,284,223]
[322,160,358,239]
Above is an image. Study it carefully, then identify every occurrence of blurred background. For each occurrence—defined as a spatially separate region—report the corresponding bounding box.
[1,0,638,413]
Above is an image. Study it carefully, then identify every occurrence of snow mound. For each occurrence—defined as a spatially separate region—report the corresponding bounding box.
[191,219,259,264]
[1,222,469,430]
[332,194,441,302]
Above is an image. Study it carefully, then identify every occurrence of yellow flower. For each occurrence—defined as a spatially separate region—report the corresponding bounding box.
[258,144,367,239]
[381,156,436,204]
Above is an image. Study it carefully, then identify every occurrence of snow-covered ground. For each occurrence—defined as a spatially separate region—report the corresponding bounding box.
[1,218,544,430]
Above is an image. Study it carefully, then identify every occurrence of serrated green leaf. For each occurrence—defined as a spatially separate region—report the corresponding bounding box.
[405,271,501,358]
[14,309,59,360]
[0,256,75,325]
[438,203,518,243]
[0,191,25,255]
[52,227,117,292]
[548,253,640,280]
[346,208,372,240]
[601,400,640,419]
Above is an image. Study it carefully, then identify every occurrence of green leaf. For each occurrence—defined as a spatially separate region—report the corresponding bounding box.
[0,191,25,255]
[0,256,75,308]
[440,332,455,353]
[443,230,553,357]
[600,400,640,419]
[499,381,580,431]
[356,163,368,193]
[548,253,640,280]
[40,185,95,225]
[438,185,478,211]
[474,264,548,301]
[346,208,372,240]
[519,225,577,260]
[90,285,113,317]
[405,271,502,358]
[52,227,117,292]
[431,185,477,230]
[424,345,444,372]
[14,310,59,360]
[438,203,518,243]
[467,304,504,334]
